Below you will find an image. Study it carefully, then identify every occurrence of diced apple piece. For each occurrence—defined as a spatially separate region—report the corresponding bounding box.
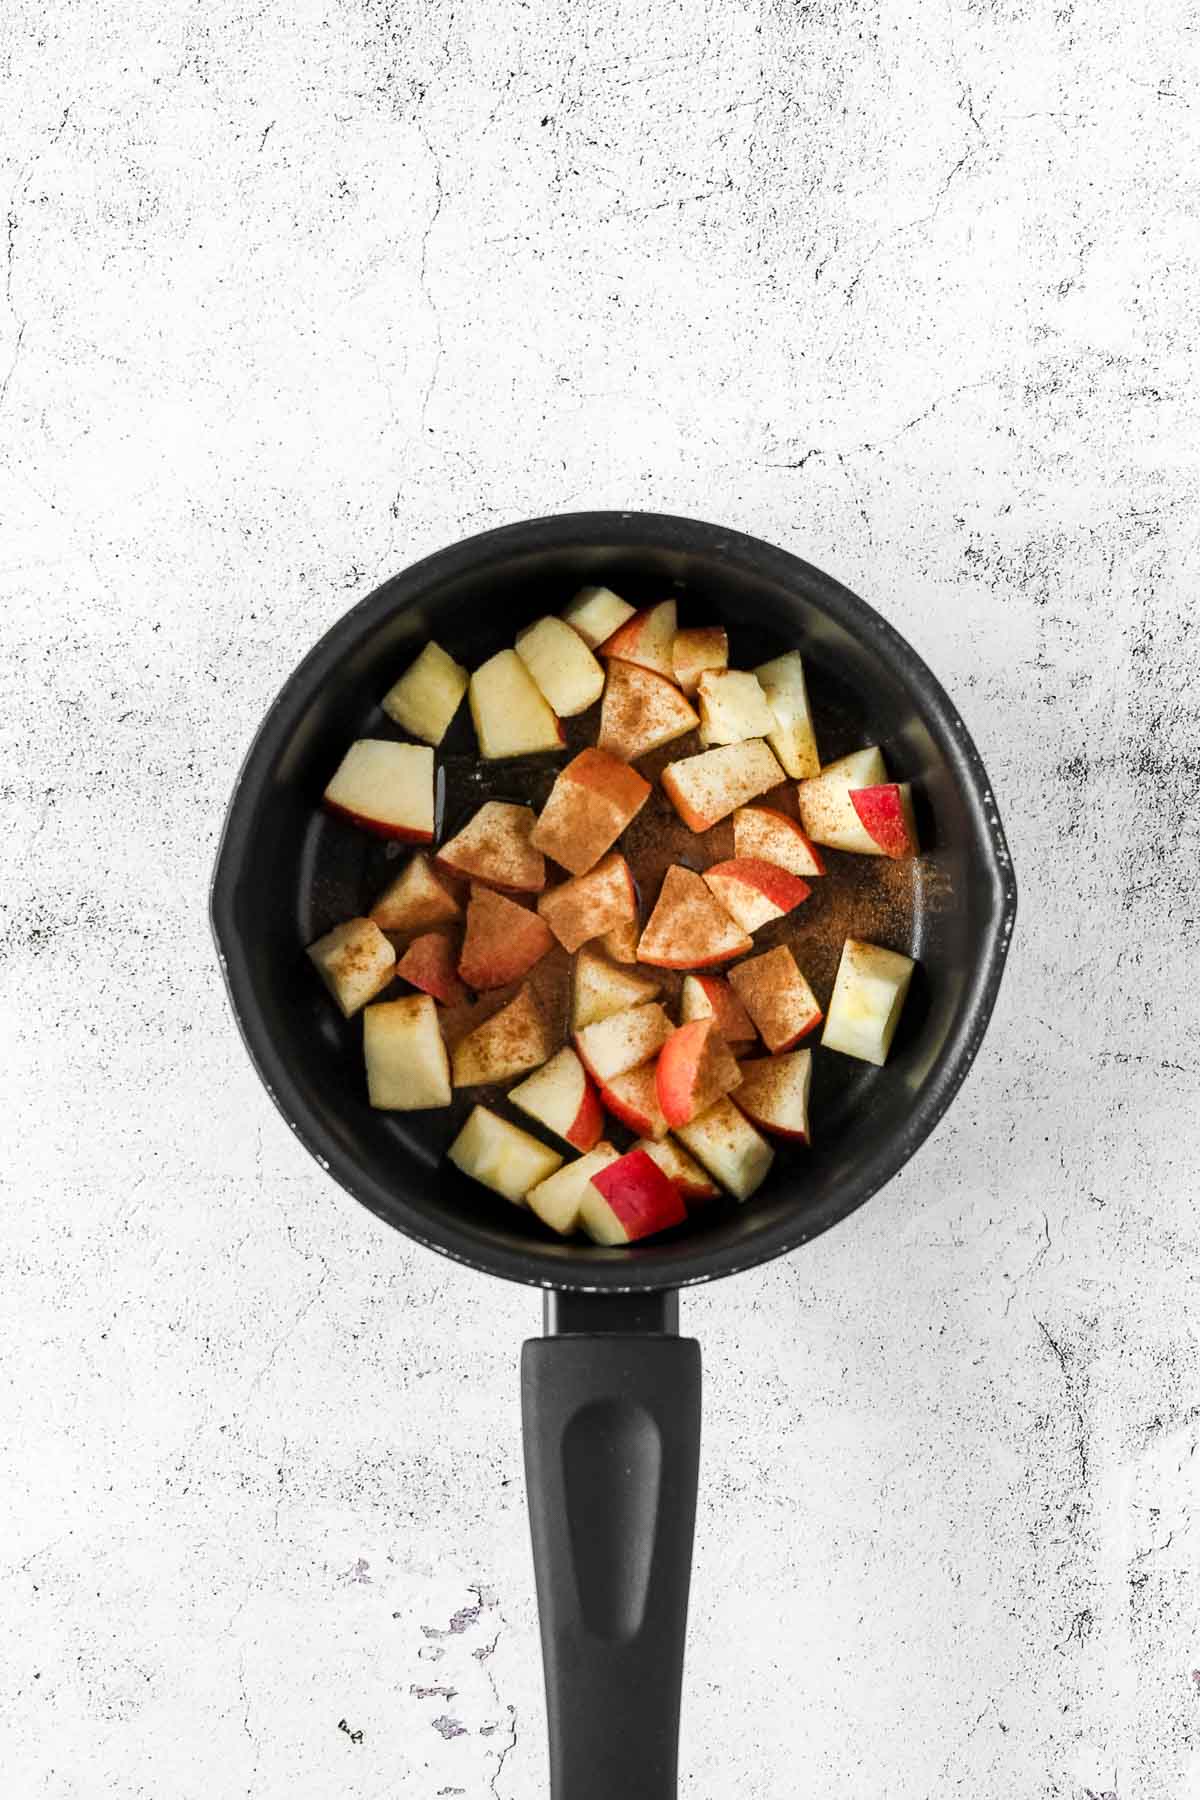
[754,651,820,779]
[448,1104,563,1205]
[364,993,452,1109]
[438,802,546,893]
[661,739,785,833]
[515,616,606,717]
[531,749,651,876]
[600,1062,669,1140]
[671,626,728,695]
[680,973,757,1045]
[656,1019,742,1128]
[728,945,822,1053]
[308,917,396,1017]
[510,1046,604,1151]
[637,865,752,970]
[734,1051,812,1142]
[394,931,467,1005]
[458,886,555,991]
[733,806,826,878]
[634,1136,719,1207]
[674,1097,774,1202]
[538,852,636,953]
[323,739,435,842]
[527,1142,621,1235]
[597,660,699,764]
[381,641,468,746]
[598,600,678,679]
[796,747,889,853]
[702,858,812,934]
[370,852,462,933]
[579,1149,687,1245]
[849,783,920,859]
[561,585,636,649]
[696,669,776,746]
[451,983,555,1086]
[822,938,915,1066]
[602,916,640,963]
[469,649,565,759]
[574,1002,673,1084]
[572,947,661,1031]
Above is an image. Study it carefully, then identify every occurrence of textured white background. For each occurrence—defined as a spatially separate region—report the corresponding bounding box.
[2,2,1198,1796]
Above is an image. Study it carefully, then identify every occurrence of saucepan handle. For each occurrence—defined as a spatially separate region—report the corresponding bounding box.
[521,1307,701,1800]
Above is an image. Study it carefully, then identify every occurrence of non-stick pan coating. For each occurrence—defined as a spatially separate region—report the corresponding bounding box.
[211,513,1015,1291]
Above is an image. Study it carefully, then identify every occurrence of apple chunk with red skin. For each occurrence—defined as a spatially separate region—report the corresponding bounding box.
[395,931,467,1004]
[526,1142,620,1234]
[637,866,752,970]
[451,983,556,1086]
[364,993,452,1109]
[531,749,651,876]
[597,599,677,679]
[703,858,811,934]
[574,1002,673,1085]
[324,740,435,841]
[672,626,728,696]
[438,802,546,893]
[634,1136,719,1206]
[728,945,822,1053]
[674,1096,774,1201]
[560,585,635,649]
[469,649,565,760]
[734,1050,812,1142]
[381,641,468,746]
[796,747,889,853]
[661,738,785,833]
[509,1046,604,1152]
[680,974,757,1045]
[597,660,699,764]
[371,852,462,934]
[656,1019,743,1128]
[600,1061,670,1140]
[572,946,661,1031]
[448,1104,562,1206]
[849,783,920,859]
[733,806,826,878]
[822,938,915,1066]
[458,885,555,991]
[538,852,637,953]
[308,917,396,1017]
[579,1148,688,1245]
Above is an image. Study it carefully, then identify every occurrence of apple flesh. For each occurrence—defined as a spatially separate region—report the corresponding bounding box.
[438,801,546,893]
[448,1104,563,1205]
[381,641,468,746]
[734,1050,812,1141]
[323,739,435,841]
[458,885,554,991]
[527,1142,621,1234]
[600,1061,670,1140]
[515,615,606,717]
[531,748,651,876]
[561,585,636,649]
[680,973,757,1045]
[656,1019,742,1128]
[537,852,637,953]
[754,651,820,778]
[578,1148,687,1245]
[394,930,467,1004]
[661,739,785,833]
[848,783,920,859]
[370,851,463,934]
[636,865,752,970]
[633,1136,719,1206]
[574,1001,673,1084]
[571,946,661,1031]
[696,669,776,746]
[671,626,728,696]
[733,806,826,878]
[702,858,812,934]
[601,916,640,963]
[728,945,822,1053]
[364,993,452,1109]
[822,937,915,1065]
[796,747,889,853]
[308,917,396,1016]
[451,983,556,1085]
[509,1045,605,1151]
[597,659,699,764]
[598,599,678,680]
[674,1096,774,1201]
[469,649,565,759]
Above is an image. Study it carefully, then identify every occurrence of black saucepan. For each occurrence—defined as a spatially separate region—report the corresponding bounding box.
[211,511,1016,1799]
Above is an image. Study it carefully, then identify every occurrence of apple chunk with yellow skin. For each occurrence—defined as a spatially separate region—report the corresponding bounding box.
[696,669,776,746]
[451,983,556,1086]
[371,852,462,934]
[849,783,920,859]
[754,651,820,778]
[674,1096,773,1201]
[680,973,757,1045]
[515,616,606,717]
[458,886,555,990]
[733,806,826,878]
[600,1061,670,1140]
[324,739,434,841]
[579,1148,687,1245]
[395,931,467,1004]
[448,1105,562,1206]
[597,659,699,764]
[469,649,565,759]
[822,938,915,1066]
[637,866,752,970]
[634,1136,719,1206]
[734,1051,812,1142]
[509,1046,604,1152]
[308,917,396,1017]
[571,947,661,1031]
[538,853,636,953]
[438,801,546,893]
[728,945,822,1053]
[363,993,452,1109]
[703,858,812,934]
[574,1001,673,1085]
[661,739,785,833]
[526,1143,621,1234]
[561,585,635,649]
[598,599,677,679]
[531,749,650,876]
[381,641,468,746]
[656,1019,742,1128]
[796,747,889,853]
[672,626,728,695]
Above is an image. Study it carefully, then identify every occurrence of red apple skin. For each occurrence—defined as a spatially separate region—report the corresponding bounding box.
[598,1066,666,1138]
[395,932,466,1004]
[849,784,918,858]
[323,802,434,843]
[734,1097,809,1144]
[588,1149,687,1240]
[566,1078,605,1152]
[686,975,757,1043]
[655,1020,712,1128]
[704,858,812,911]
[641,941,743,973]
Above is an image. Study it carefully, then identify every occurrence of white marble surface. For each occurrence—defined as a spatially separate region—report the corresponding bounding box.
[2,2,1198,1795]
